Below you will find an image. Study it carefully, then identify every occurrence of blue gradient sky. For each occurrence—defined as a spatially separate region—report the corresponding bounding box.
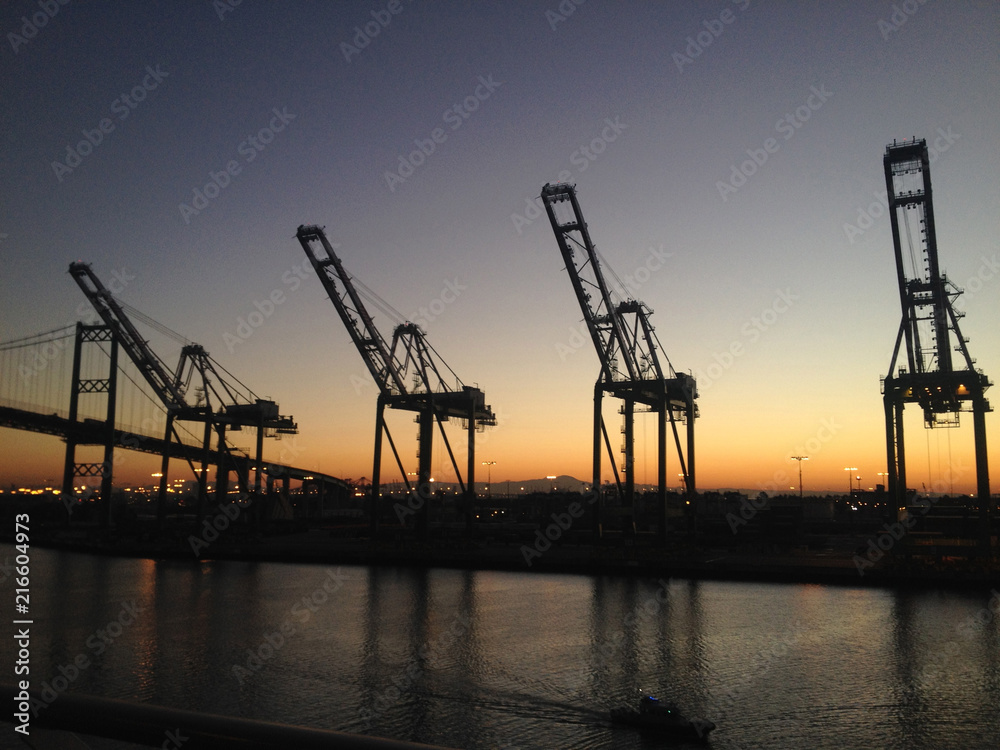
[1,1,998,493]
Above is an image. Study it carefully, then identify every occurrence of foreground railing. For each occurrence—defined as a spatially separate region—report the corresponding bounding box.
[2,684,457,750]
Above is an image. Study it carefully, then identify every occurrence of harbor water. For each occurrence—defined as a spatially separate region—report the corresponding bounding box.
[1,545,998,749]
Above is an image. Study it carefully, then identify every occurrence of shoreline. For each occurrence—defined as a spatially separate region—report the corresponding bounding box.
[11,527,999,591]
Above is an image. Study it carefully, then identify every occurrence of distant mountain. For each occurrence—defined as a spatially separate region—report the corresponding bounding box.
[473,475,677,494]
[509,475,588,493]
[471,475,588,495]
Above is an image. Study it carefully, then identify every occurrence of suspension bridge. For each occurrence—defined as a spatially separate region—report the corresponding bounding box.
[0,267,348,528]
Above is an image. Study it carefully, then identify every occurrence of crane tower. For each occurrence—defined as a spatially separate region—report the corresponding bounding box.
[541,183,696,539]
[880,139,992,554]
[295,225,496,538]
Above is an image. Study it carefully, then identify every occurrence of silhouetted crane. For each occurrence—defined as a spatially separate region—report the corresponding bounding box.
[295,225,495,538]
[540,183,696,539]
[880,139,991,553]
[68,262,296,523]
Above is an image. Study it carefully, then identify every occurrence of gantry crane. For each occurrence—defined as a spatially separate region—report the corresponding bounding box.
[68,262,297,523]
[540,183,697,539]
[295,225,496,538]
[880,139,992,553]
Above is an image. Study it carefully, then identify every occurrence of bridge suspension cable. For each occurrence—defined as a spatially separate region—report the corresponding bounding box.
[0,325,77,351]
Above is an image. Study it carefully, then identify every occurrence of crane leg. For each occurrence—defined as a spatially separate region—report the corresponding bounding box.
[623,394,635,536]
[371,398,386,537]
[592,385,605,540]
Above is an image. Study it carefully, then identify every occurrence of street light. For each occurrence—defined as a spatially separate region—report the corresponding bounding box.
[482,461,496,499]
[844,467,857,496]
[791,456,809,498]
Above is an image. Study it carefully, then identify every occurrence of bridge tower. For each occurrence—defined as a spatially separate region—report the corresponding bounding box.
[69,263,297,525]
[61,323,119,527]
[881,138,992,554]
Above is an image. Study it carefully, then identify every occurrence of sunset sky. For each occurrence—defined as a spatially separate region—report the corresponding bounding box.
[1,1,998,495]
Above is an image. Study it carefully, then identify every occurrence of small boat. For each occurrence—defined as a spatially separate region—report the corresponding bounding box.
[610,695,716,741]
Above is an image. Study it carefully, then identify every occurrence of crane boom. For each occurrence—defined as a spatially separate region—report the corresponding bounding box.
[69,261,297,432]
[69,262,188,410]
[541,183,640,383]
[296,225,407,396]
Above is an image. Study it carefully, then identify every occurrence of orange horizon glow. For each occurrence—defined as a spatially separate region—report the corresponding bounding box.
[2,401,994,496]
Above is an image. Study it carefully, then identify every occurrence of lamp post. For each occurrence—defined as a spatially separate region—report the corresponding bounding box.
[844,467,858,496]
[791,456,809,498]
[482,461,496,499]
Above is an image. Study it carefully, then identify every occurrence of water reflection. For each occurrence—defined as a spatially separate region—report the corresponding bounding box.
[890,589,925,750]
[4,546,1000,750]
